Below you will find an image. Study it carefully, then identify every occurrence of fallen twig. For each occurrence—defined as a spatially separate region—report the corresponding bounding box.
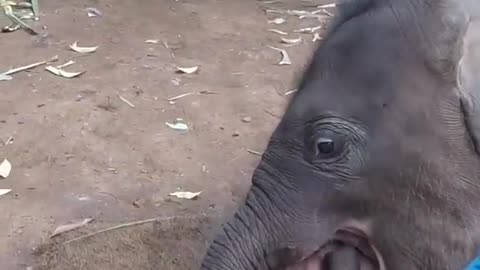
[247,149,263,156]
[1,136,13,146]
[284,89,298,96]
[294,26,322,33]
[317,9,334,17]
[118,95,135,108]
[317,3,336,9]
[167,92,194,101]
[260,0,280,3]
[1,55,58,77]
[167,90,219,101]
[199,90,219,95]
[62,215,202,245]
[56,60,75,69]
[264,109,280,119]
[268,28,288,35]
[265,8,331,18]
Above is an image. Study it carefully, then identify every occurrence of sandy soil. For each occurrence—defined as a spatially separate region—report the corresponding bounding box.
[0,0,332,269]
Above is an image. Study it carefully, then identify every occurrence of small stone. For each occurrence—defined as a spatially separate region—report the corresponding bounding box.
[232,131,240,137]
[241,116,252,123]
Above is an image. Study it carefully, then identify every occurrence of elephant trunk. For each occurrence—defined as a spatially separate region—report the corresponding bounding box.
[200,165,293,270]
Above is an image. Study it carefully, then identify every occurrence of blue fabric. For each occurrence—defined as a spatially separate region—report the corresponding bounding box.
[465,256,480,270]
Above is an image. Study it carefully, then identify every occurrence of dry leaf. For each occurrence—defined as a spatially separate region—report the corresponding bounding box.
[0,159,12,178]
[242,116,252,123]
[69,41,99,54]
[176,66,199,74]
[268,18,286,25]
[281,37,302,45]
[268,46,292,65]
[165,122,189,131]
[86,7,103,17]
[268,29,288,35]
[145,39,160,44]
[45,66,85,78]
[312,33,322,42]
[169,191,202,199]
[0,189,11,196]
[50,218,94,238]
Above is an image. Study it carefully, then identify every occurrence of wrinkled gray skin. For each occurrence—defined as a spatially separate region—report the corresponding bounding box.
[200,0,480,269]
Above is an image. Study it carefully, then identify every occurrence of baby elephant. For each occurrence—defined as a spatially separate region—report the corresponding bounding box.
[199,0,480,269]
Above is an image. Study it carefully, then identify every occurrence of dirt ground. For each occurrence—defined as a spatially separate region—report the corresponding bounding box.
[0,0,333,269]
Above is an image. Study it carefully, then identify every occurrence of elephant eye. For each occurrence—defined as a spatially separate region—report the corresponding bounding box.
[315,137,336,156]
[310,129,346,160]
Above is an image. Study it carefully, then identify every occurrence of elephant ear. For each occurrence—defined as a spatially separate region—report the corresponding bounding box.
[457,1,480,155]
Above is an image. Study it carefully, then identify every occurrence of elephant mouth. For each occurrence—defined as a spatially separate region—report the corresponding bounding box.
[280,227,386,270]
